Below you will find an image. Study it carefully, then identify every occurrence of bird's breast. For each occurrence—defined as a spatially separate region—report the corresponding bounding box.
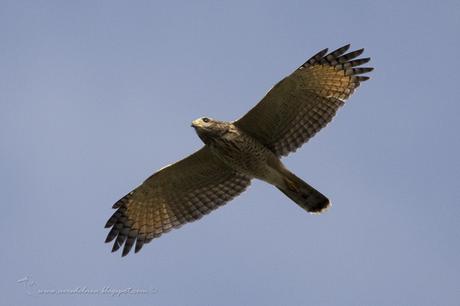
[209,130,280,180]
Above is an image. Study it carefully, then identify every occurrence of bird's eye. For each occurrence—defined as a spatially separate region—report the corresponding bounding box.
[202,117,210,123]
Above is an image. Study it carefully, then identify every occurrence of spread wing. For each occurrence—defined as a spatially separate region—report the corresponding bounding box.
[105,147,251,256]
[235,44,373,157]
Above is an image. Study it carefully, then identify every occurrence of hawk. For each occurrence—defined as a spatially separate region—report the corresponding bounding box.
[105,44,373,256]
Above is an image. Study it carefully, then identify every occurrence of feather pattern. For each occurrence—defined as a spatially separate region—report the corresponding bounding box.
[105,44,373,256]
[105,147,250,256]
[235,44,373,157]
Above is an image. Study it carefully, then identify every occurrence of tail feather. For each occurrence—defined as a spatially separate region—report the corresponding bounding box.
[277,171,330,213]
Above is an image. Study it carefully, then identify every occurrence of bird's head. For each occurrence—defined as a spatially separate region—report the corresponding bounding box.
[191,117,230,144]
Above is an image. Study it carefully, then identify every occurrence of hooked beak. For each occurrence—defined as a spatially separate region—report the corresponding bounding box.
[191,119,199,128]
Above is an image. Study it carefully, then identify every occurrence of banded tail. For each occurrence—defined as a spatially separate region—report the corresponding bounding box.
[277,171,330,213]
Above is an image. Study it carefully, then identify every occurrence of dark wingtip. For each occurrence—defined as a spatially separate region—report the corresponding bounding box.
[302,48,328,67]
[111,240,121,252]
[104,220,113,228]
[330,44,351,56]
[355,76,370,82]
[315,47,329,57]
[347,48,365,59]
[122,237,135,256]
[134,239,144,253]
[105,227,118,243]
[351,67,374,75]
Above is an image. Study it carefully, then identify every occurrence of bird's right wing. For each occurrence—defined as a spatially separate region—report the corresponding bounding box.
[105,147,251,256]
[235,44,373,157]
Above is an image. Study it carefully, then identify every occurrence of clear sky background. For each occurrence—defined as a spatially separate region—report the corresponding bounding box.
[1,1,459,305]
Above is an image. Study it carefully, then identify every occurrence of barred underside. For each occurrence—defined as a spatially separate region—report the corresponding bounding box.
[235,44,373,157]
[104,44,373,256]
[273,94,344,156]
[105,147,251,256]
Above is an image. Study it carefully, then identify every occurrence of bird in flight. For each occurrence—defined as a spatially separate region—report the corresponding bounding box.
[105,44,373,256]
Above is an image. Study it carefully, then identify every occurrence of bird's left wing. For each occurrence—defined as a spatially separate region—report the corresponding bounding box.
[105,147,251,256]
[235,44,373,157]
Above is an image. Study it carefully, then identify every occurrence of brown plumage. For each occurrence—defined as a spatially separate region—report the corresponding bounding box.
[105,44,373,256]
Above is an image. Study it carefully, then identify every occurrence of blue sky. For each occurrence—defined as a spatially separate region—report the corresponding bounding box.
[1,0,459,305]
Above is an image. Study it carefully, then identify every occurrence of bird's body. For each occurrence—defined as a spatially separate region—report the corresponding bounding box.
[193,119,329,213]
[105,44,373,256]
[194,119,283,185]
